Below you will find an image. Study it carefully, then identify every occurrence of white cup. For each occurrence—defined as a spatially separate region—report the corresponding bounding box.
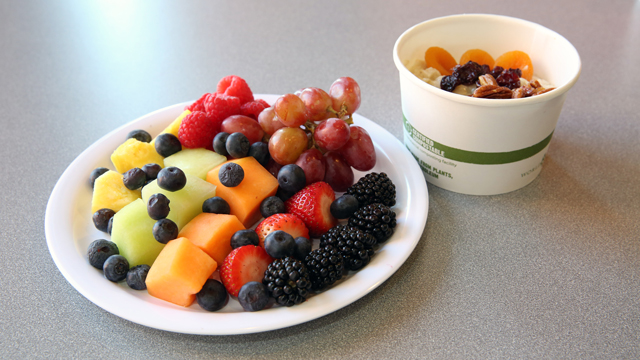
[393,14,581,195]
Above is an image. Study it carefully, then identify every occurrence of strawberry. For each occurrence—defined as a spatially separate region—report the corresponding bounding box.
[285,181,337,237]
[255,213,310,247]
[219,245,273,297]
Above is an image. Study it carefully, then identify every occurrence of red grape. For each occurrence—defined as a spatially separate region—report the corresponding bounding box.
[339,125,376,171]
[268,127,308,165]
[298,87,333,122]
[329,77,361,116]
[313,118,350,151]
[220,115,265,144]
[295,148,325,185]
[258,107,285,136]
[323,151,354,192]
[266,158,283,178]
[274,94,308,127]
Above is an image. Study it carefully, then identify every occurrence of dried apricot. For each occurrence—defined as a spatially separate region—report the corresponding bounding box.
[459,49,495,69]
[495,50,533,81]
[424,47,457,76]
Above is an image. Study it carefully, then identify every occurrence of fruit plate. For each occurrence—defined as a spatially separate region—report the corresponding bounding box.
[44,94,429,335]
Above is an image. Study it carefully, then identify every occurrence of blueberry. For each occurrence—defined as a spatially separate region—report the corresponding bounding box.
[260,196,285,218]
[202,196,230,214]
[157,167,186,191]
[330,194,359,219]
[292,237,312,261]
[248,142,270,167]
[147,193,170,220]
[226,132,250,159]
[276,187,295,202]
[196,279,229,312]
[87,239,119,270]
[264,230,295,259]
[126,265,150,290]
[277,164,306,193]
[230,229,260,249]
[92,208,115,233]
[141,163,162,181]
[123,167,147,190]
[153,218,178,244]
[238,281,269,312]
[154,133,182,157]
[107,217,114,235]
[127,129,152,143]
[90,167,109,189]
[218,162,244,187]
[103,255,129,282]
[213,132,230,156]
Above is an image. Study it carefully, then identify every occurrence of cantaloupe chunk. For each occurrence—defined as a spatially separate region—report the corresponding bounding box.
[111,138,165,173]
[145,237,217,307]
[91,170,141,213]
[150,110,190,147]
[179,213,244,265]
[206,157,279,228]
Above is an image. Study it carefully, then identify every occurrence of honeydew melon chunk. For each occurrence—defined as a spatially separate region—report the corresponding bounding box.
[141,172,216,230]
[110,198,165,267]
[163,148,226,180]
[111,138,165,173]
[150,110,190,147]
[91,170,141,213]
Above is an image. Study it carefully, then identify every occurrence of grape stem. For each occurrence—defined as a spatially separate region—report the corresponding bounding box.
[327,105,354,124]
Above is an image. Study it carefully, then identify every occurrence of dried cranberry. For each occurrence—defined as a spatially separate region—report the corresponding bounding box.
[496,68,522,90]
[454,61,485,85]
[440,75,458,92]
[490,66,504,79]
[481,64,491,75]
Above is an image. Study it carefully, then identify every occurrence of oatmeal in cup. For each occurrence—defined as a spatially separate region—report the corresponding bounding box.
[393,14,581,195]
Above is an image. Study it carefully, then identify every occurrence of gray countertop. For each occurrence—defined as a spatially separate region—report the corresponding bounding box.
[2,0,638,358]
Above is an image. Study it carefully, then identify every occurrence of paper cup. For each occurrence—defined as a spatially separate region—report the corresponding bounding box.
[393,14,581,195]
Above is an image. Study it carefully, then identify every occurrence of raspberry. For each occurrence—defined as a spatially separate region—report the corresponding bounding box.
[204,93,242,130]
[178,111,217,150]
[217,75,254,104]
[240,99,270,120]
[185,93,210,112]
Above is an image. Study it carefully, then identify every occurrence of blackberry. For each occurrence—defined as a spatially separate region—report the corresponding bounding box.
[348,203,397,244]
[304,246,345,290]
[346,172,396,207]
[263,257,311,307]
[319,225,376,271]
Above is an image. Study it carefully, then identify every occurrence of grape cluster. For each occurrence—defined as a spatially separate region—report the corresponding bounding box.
[259,77,376,192]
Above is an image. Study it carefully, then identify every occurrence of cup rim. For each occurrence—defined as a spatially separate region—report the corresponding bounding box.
[393,14,582,108]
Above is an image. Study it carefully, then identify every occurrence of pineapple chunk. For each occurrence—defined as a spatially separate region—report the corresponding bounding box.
[150,110,191,147]
[91,170,141,213]
[111,138,165,173]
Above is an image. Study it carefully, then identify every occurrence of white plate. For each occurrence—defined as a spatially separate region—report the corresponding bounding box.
[45,94,429,335]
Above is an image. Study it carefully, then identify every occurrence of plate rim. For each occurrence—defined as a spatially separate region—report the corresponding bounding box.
[44,95,429,335]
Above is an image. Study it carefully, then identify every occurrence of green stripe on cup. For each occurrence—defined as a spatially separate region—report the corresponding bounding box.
[403,115,553,165]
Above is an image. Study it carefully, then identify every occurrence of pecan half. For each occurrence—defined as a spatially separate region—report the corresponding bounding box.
[533,87,556,96]
[472,85,512,99]
[513,84,535,98]
[530,80,542,89]
[478,74,498,86]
